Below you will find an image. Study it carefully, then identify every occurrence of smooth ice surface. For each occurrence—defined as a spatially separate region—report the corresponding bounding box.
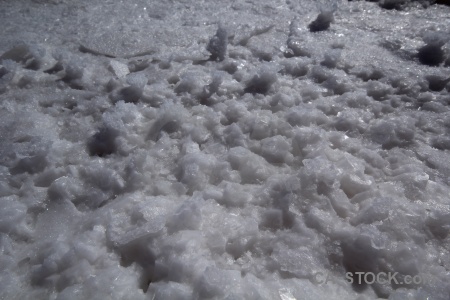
[1,0,450,299]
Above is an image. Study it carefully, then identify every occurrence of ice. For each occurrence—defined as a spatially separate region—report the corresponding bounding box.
[308,10,335,33]
[79,31,157,59]
[259,135,292,164]
[108,60,129,79]
[244,64,280,95]
[87,126,119,157]
[417,39,446,67]
[228,146,274,184]
[1,0,450,299]
[207,25,228,62]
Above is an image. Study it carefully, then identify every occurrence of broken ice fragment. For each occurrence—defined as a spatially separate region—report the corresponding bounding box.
[309,10,334,32]
[80,31,157,58]
[87,127,119,157]
[108,60,129,78]
[207,25,228,62]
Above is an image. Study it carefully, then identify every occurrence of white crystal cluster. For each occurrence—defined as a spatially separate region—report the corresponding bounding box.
[0,0,449,299]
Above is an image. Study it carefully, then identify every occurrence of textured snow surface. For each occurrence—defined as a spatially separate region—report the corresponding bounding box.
[1,0,450,299]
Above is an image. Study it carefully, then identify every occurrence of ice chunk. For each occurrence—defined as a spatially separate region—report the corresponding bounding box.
[147,105,188,141]
[426,210,450,239]
[80,31,157,58]
[286,107,328,127]
[340,173,373,198]
[259,135,292,164]
[1,44,34,63]
[174,72,205,96]
[201,71,224,99]
[244,64,279,95]
[228,147,274,184]
[280,58,310,77]
[223,123,247,148]
[291,127,323,157]
[431,136,450,150]
[148,281,191,300]
[0,43,56,71]
[62,60,84,82]
[87,126,119,157]
[224,216,259,259]
[259,209,284,230]
[206,25,228,62]
[0,66,8,79]
[79,165,125,193]
[10,151,48,175]
[0,196,29,237]
[286,21,313,58]
[328,189,355,218]
[219,182,252,207]
[341,234,381,275]
[194,267,242,299]
[118,237,155,291]
[118,85,143,103]
[418,44,445,67]
[178,152,217,193]
[425,75,450,92]
[308,10,334,33]
[417,32,449,66]
[108,60,129,78]
[126,72,147,88]
[351,197,392,225]
[321,49,341,68]
[368,118,415,149]
[249,111,277,140]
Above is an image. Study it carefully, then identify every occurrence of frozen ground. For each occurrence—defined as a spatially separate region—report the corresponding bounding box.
[1,0,450,299]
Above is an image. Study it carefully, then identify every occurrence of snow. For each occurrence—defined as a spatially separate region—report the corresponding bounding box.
[0,0,450,299]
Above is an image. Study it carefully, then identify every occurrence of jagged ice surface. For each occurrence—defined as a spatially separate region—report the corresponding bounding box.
[0,0,450,299]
